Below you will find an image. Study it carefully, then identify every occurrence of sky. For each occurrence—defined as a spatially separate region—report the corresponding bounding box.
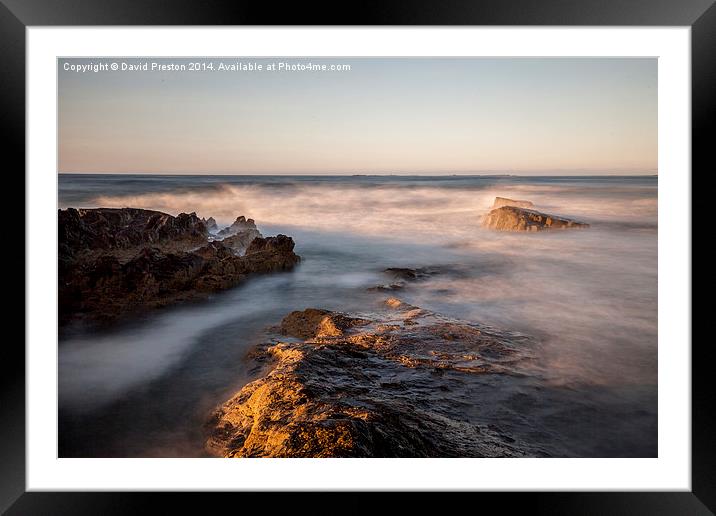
[58,57,657,175]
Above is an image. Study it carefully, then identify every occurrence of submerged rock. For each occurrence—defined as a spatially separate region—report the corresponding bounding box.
[483,206,589,232]
[58,208,300,327]
[492,196,534,209]
[369,265,474,292]
[384,267,424,281]
[205,300,538,458]
[369,267,436,292]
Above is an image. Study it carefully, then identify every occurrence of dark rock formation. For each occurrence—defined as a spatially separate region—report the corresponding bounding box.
[202,216,218,232]
[492,196,534,209]
[58,208,300,327]
[219,228,262,255]
[369,267,436,292]
[369,265,475,292]
[483,206,589,232]
[205,299,538,458]
[245,235,292,255]
[59,207,207,258]
[384,267,423,280]
[217,216,258,238]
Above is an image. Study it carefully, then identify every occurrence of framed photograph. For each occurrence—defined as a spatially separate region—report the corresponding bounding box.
[4,0,712,512]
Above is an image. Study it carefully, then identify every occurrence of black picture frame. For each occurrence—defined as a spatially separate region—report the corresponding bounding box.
[2,0,712,513]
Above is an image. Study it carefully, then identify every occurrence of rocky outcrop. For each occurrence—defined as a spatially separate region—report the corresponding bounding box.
[59,208,207,259]
[205,299,537,458]
[492,196,534,209]
[214,216,262,254]
[59,208,300,327]
[220,228,262,255]
[202,216,218,232]
[217,216,258,238]
[483,206,589,232]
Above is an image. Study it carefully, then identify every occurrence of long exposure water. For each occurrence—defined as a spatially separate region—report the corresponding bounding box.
[58,174,657,457]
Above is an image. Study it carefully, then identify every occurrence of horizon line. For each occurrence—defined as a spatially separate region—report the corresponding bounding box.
[58,171,659,177]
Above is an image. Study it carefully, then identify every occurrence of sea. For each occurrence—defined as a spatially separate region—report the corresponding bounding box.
[58,174,658,457]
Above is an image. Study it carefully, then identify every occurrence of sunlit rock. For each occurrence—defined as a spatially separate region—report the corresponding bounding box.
[483,206,589,232]
[206,304,539,458]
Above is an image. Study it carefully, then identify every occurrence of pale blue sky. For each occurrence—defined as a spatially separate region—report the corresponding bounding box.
[58,57,657,175]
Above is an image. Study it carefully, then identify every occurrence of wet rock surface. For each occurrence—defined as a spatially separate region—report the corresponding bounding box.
[483,206,590,232]
[279,308,371,340]
[59,208,300,327]
[205,299,539,458]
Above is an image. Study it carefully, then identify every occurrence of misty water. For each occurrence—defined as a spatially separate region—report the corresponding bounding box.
[58,174,657,457]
